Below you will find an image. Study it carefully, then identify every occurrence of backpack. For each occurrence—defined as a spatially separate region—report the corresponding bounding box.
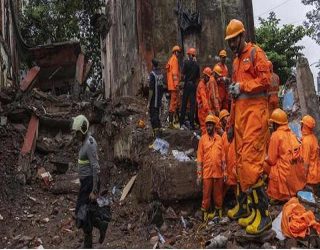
[285,132,306,196]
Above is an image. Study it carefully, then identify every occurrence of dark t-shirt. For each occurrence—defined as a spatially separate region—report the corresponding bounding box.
[182,58,200,84]
[149,68,164,108]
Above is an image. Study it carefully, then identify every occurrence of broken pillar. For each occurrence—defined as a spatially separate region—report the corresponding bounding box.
[296,57,320,140]
[17,115,39,184]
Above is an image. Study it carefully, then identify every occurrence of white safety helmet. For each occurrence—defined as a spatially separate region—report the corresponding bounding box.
[72,115,89,135]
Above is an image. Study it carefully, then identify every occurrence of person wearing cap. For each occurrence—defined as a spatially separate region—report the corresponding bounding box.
[214,49,229,77]
[180,48,200,130]
[72,115,107,248]
[265,108,302,203]
[301,115,320,192]
[225,19,272,235]
[197,114,225,221]
[148,58,165,138]
[166,45,182,128]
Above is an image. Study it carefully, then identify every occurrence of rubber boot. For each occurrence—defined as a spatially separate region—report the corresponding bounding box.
[215,207,223,218]
[202,211,209,222]
[238,194,256,227]
[246,180,272,235]
[168,112,174,129]
[227,183,250,219]
[83,232,92,248]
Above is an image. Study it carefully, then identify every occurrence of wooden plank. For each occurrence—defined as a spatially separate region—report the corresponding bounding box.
[20,66,40,92]
[75,53,85,84]
[21,115,39,155]
[120,175,137,201]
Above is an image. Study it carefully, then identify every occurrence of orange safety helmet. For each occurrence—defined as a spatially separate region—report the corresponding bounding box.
[219,109,230,120]
[213,64,223,76]
[203,67,213,77]
[187,47,196,56]
[269,108,288,125]
[225,19,245,40]
[205,114,219,124]
[172,45,181,53]
[219,49,227,57]
[301,115,316,129]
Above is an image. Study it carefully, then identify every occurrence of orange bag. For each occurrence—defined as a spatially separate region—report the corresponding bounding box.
[285,134,306,196]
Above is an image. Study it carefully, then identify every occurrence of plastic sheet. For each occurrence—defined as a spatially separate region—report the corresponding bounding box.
[297,191,316,204]
[272,212,285,240]
[152,138,169,155]
[172,150,191,162]
[282,89,294,112]
[289,120,302,139]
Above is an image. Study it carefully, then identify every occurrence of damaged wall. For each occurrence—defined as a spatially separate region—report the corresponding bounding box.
[101,0,255,99]
[0,0,22,89]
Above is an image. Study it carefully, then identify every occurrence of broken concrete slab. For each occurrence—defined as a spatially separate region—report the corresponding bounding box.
[296,57,320,140]
[135,154,200,202]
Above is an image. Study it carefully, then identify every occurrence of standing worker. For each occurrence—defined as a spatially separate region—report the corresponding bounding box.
[166,45,181,128]
[213,65,230,111]
[214,49,229,77]
[180,48,200,130]
[73,115,108,248]
[197,67,214,135]
[197,114,225,221]
[301,115,320,193]
[225,19,272,234]
[267,60,280,116]
[148,59,165,138]
[265,109,302,203]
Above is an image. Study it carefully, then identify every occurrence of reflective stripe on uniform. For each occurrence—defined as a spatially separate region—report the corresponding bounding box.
[78,159,90,165]
[237,92,267,100]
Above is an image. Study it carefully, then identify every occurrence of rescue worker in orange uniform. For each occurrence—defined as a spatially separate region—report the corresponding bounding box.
[209,71,220,116]
[267,60,280,116]
[214,49,229,77]
[196,67,214,135]
[301,115,320,193]
[166,45,181,128]
[265,109,301,203]
[225,19,272,234]
[197,114,225,221]
[219,110,237,190]
[213,65,230,111]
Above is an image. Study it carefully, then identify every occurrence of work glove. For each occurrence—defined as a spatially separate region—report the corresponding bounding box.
[227,126,234,143]
[229,82,241,98]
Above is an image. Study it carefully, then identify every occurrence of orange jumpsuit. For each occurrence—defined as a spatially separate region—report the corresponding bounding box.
[196,79,212,135]
[266,125,301,201]
[230,43,271,192]
[216,77,230,111]
[209,76,220,114]
[166,54,180,113]
[197,133,224,210]
[302,126,320,184]
[268,72,280,116]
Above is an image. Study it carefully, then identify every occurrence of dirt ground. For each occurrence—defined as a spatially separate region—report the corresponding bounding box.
[0,91,320,249]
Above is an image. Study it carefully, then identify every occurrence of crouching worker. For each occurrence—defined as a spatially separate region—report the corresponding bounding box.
[266,109,304,203]
[197,114,225,221]
[301,115,320,193]
[72,115,109,248]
